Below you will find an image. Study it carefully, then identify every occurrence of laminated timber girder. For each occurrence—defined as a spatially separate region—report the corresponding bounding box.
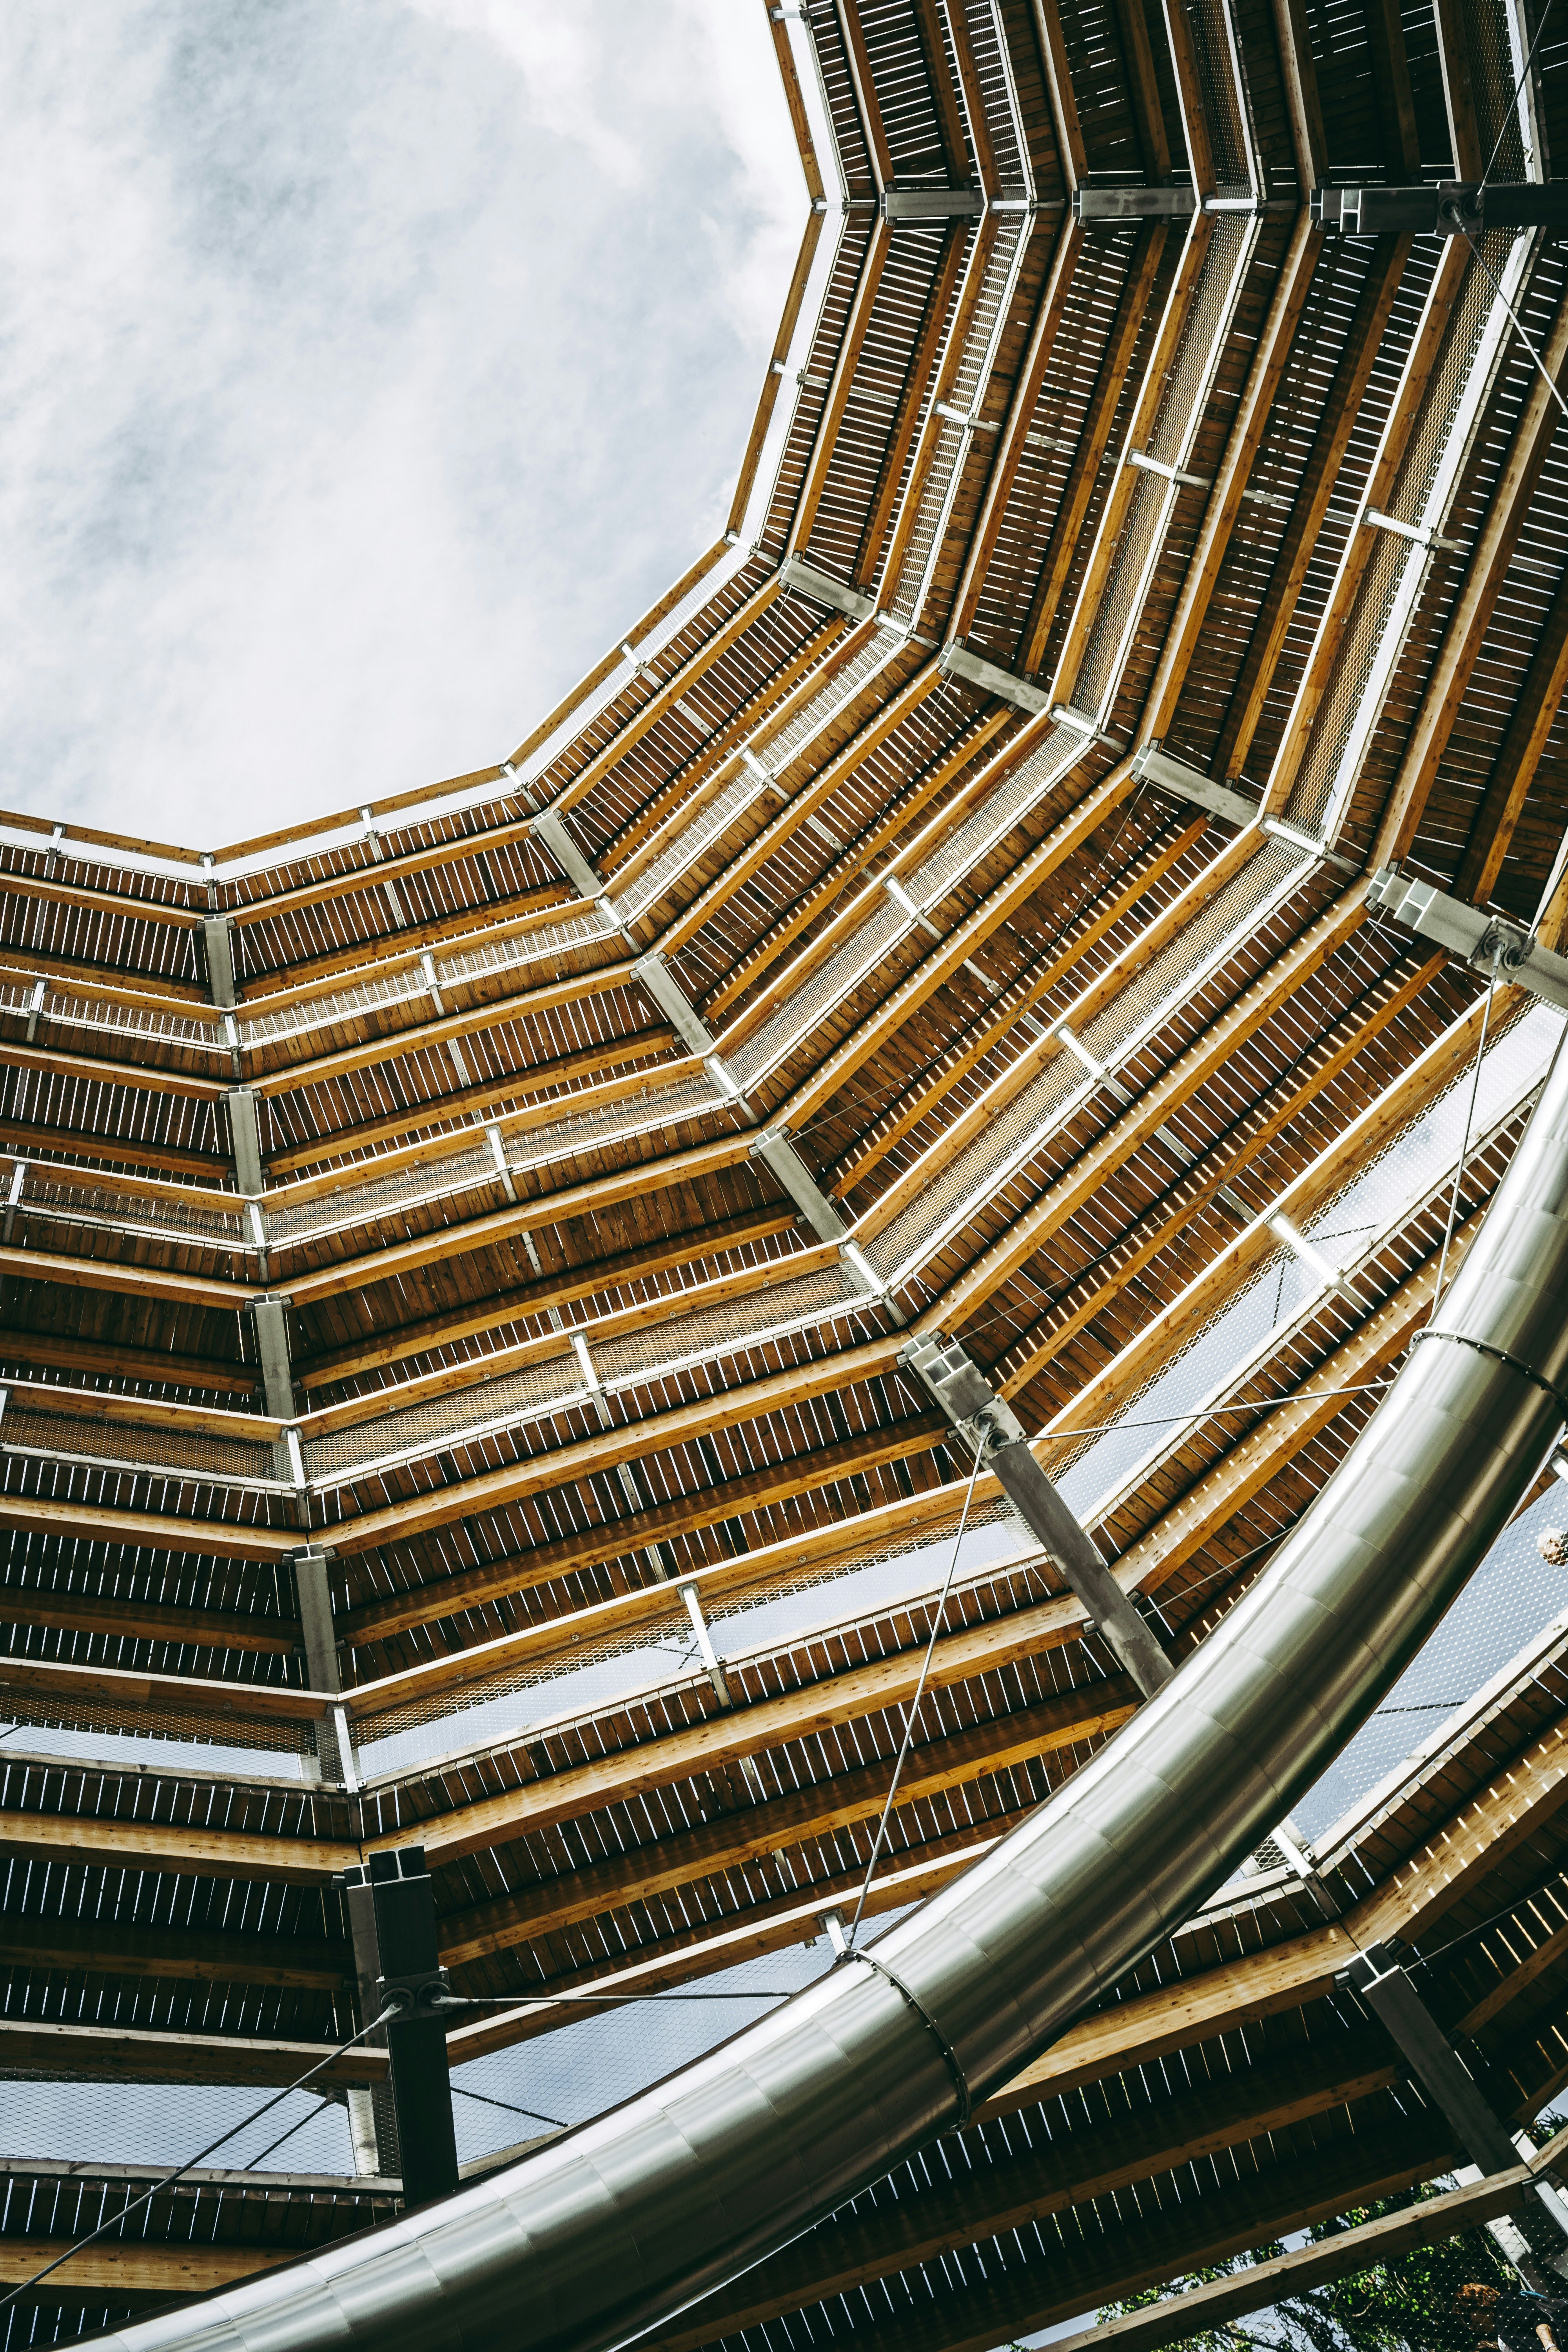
[4,0,1568,2337]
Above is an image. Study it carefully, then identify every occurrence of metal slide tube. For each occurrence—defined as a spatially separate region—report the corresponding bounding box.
[93,1036,1568,2352]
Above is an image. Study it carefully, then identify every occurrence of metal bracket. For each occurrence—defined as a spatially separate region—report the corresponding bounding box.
[938,641,1052,714]
[777,555,878,621]
[1367,869,1568,1015]
[1133,742,1259,828]
[529,807,608,904]
[899,1335,1174,1697]
[882,188,984,224]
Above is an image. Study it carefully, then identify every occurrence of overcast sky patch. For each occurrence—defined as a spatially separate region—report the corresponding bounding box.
[0,2,802,843]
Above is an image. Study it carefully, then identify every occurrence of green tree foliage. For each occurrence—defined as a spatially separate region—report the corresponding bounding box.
[1089,2186,1553,2352]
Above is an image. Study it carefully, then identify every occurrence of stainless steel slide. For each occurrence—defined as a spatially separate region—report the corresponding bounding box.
[92,1033,1568,2352]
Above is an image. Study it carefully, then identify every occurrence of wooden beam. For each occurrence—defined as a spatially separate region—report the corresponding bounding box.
[1107,0,1169,181]
[769,755,1136,1129]
[0,2016,382,2087]
[0,1651,329,1726]
[437,1680,1138,1963]
[1262,238,1473,815]
[788,218,898,555]
[362,1592,1101,1872]
[0,1332,254,1396]
[912,0,973,188]
[1213,238,1411,785]
[1374,275,1568,869]
[1456,573,1568,904]
[297,1209,797,1388]
[0,1812,357,1886]
[0,1915,348,1990]
[701,708,1014,1031]
[252,960,644,1101]
[1049,216,1216,713]
[858,827,1265,1246]
[728,210,829,537]
[1019,991,1501,1443]
[656,659,944,958]
[651,2040,1410,2351]
[1045,2165,1537,2352]
[280,1131,757,1310]
[949,220,1085,640]
[996,949,1446,1392]
[1364,0,1422,180]
[0,1588,298,1656]
[836,816,1209,1198]
[342,1418,964,1647]
[0,2239,304,2296]
[552,573,789,820]
[944,0,1001,197]
[1267,0,1329,192]
[855,222,972,590]
[505,541,732,777]
[835,0,896,190]
[1433,0,1483,179]
[1141,212,1321,741]
[1017,225,1169,677]
[0,1493,292,1564]
[0,1246,250,1314]
[0,1037,227,1101]
[1031,0,1089,188]
[922,882,1368,1323]
[265,1027,676,1169]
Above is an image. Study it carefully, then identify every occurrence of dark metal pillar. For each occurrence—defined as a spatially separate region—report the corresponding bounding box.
[1343,1944,1568,2288]
[344,1844,460,2206]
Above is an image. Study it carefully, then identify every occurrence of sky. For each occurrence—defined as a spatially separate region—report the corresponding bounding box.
[0,2,804,846]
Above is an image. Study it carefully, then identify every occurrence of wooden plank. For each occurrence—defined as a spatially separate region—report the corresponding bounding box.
[436,1681,1138,1962]
[1456,592,1568,903]
[0,2017,383,2087]
[252,960,643,1100]
[929,884,1368,1321]
[1213,237,1411,785]
[1044,2167,1535,2352]
[728,214,829,539]
[774,755,1139,1127]
[945,0,1001,196]
[1374,275,1568,868]
[328,1332,906,1556]
[553,572,788,819]
[950,219,1085,641]
[0,1813,357,1886]
[657,658,944,957]
[786,217,896,555]
[0,1333,254,1396]
[1142,212,1321,740]
[0,2239,303,2296]
[0,1494,292,1563]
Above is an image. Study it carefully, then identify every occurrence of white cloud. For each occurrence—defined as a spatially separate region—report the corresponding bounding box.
[0,1,805,846]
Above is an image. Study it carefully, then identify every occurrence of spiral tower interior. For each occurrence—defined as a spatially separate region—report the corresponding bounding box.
[4,0,1568,2345]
